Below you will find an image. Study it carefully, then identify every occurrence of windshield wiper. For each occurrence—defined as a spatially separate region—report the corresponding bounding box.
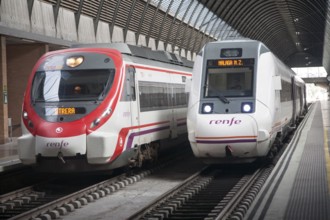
[216,93,230,104]
[205,85,230,104]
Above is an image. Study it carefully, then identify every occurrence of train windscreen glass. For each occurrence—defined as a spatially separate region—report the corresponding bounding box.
[204,59,254,98]
[32,69,115,102]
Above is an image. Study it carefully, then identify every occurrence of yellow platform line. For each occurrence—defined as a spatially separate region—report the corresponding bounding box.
[324,128,330,194]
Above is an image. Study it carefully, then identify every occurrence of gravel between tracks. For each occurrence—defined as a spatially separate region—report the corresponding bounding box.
[62,155,205,220]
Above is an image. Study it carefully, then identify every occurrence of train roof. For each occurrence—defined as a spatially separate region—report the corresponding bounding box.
[71,43,193,68]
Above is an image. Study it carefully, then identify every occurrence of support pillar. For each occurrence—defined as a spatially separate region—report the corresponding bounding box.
[0,36,9,144]
[7,43,49,137]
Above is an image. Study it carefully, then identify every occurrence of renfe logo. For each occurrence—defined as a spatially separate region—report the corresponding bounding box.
[46,140,69,148]
[209,117,242,126]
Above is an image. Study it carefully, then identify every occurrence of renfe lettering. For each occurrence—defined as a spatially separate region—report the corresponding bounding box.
[209,117,241,126]
[46,140,69,148]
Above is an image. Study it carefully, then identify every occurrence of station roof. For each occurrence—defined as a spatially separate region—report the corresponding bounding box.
[25,0,330,74]
[197,0,328,69]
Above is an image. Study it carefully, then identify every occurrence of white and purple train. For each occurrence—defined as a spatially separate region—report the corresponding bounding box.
[18,43,192,172]
[187,40,307,163]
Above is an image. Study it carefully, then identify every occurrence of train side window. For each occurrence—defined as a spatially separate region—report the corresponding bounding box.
[128,66,136,101]
[32,72,45,101]
[139,81,171,112]
[280,80,292,102]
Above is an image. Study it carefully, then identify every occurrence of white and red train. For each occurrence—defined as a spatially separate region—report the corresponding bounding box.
[187,40,307,163]
[18,43,192,172]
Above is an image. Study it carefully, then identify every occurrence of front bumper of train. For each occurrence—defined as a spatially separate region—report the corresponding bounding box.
[18,131,129,167]
[188,114,271,161]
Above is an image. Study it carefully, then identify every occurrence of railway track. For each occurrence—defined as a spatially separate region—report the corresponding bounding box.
[2,138,297,220]
[0,133,296,220]
[0,167,167,220]
[0,147,194,220]
[129,164,273,220]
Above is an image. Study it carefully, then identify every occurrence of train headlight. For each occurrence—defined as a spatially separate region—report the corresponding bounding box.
[66,56,84,68]
[241,102,253,113]
[202,103,214,114]
[23,111,28,119]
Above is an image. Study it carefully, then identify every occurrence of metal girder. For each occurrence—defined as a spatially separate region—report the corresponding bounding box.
[195,0,218,52]
[185,5,205,52]
[135,0,151,45]
[124,0,138,43]
[191,8,212,53]
[155,0,175,50]
[146,0,163,47]
[109,0,122,38]
[53,0,62,25]
[94,0,105,35]
[173,0,195,54]
[213,20,224,39]
[75,0,84,30]
[164,0,184,51]
[27,0,34,18]
[179,2,199,55]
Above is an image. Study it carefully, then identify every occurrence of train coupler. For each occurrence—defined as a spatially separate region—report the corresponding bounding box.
[225,145,233,157]
[57,152,66,164]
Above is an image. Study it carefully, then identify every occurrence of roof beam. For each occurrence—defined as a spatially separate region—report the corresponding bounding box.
[27,0,34,18]
[75,0,84,30]
[146,0,163,47]
[135,0,151,45]
[155,0,175,50]
[53,0,62,26]
[94,0,105,35]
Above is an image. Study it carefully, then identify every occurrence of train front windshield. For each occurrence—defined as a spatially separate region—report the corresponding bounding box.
[204,59,254,98]
[31,69,115,102]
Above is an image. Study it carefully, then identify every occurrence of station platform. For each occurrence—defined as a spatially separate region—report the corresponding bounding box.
[245,100,330,220]
[0,138,22,172]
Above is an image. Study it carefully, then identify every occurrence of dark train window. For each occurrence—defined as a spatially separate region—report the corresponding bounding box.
[205,67,254,98]
[280,80,293,102]
[121,66,136,102]
[139,81,187,112]
[32,69,115,102]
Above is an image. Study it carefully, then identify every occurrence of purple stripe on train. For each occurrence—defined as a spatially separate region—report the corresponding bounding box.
[126,126,170,149]
[196,139,257,144]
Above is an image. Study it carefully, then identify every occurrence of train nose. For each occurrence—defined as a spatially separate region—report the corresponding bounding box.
[194,115,258,159]
[35,121,87,157]
[35,120,87,137]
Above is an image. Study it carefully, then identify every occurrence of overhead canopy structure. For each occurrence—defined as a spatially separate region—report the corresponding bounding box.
[3,0,330,72]
[39,0,242,58]
[197,0,328,69]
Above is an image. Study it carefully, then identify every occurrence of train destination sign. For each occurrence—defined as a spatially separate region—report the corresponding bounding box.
[55,107,75,115]
[45,107,86,115]
[218,59,244,66]
[206,58,255,67]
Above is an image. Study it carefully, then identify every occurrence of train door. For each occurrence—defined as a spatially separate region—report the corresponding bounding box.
[291,77,297,125]
[127,66,140,142]
[274,75,282,128]
[170,76,178,139]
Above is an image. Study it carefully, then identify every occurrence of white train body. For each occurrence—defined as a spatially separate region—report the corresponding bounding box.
[187,40,306,163]
[18,43,192,172]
